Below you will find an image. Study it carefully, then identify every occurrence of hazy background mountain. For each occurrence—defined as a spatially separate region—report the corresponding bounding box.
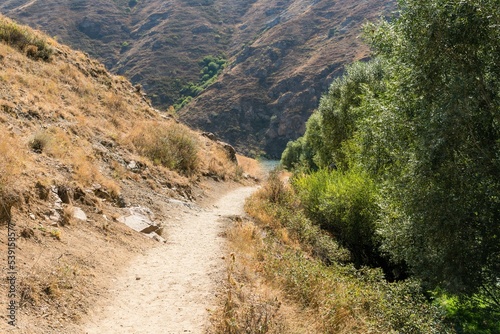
[1,0,395,157]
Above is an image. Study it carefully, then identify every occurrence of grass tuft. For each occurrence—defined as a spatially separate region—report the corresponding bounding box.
[129,121,200,175]
[0,15,53,61]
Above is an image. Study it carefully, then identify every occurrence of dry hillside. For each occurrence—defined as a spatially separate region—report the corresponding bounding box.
[0,0,396,157]
[181,0,396,157]
[0,15,258,333]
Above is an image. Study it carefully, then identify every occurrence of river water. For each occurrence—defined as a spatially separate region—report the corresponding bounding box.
[259,159,281,174]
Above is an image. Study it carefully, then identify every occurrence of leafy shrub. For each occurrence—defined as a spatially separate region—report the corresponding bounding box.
[174,55,226,109]
[439,289,500,334]
[245,174,350,265]
[0,16,53,61]
[246,175,453,333]
[130,121,199,175]
[199,55,226,78]
[293,169,380,266]
[173,96,193,110]
[179,83,203,98]
[264,247,452,333]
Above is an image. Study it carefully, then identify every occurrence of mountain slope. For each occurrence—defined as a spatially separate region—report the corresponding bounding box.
[0,0,396,157]
[0,15,255,333]
[181,0,395,157]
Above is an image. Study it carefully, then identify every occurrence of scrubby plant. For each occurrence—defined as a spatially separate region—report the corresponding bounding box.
[29,130,51,153]
[130,121,199,175]
[245,179,453,333]
[0,15,53,61]
[293,168,380,267]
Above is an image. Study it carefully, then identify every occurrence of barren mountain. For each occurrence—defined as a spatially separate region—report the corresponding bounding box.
[0,0,395,157]
[181,0,396,157]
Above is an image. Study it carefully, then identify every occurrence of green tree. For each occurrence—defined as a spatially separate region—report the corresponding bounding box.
[281,59,388,171]
[366,0,500,295]
[283,0,500,300]
[281,111,325,170]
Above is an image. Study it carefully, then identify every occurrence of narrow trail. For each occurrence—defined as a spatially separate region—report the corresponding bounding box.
[83,186,257,334]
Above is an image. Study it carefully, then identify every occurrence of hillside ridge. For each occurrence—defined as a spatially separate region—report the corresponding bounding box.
[0,15,259,333]
[0,0,396,157]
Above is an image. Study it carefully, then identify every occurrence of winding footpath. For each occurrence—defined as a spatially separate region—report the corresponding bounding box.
[83,186,257,334]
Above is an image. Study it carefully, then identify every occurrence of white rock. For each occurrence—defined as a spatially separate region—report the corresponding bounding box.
[73,207,88,221]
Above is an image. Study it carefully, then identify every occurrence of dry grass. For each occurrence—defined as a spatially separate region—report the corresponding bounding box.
[61,205,75,226]
[236,154,264,180]
[0,130,21,193]
[210,215,328,334]
[0,128,24,223]
[128,121,200,176]
[205,146,238,181]
[0,15,245,332]
[210,219,290,334]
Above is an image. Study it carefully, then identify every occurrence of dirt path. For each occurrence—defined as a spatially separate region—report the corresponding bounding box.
[83,186,257,334]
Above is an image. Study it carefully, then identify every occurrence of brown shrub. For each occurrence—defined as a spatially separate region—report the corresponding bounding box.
[129,121,199,175]
[0,130,22,223]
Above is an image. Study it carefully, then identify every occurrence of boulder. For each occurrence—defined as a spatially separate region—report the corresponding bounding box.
[73,207,88,221]
[117,206,160,234]
[218,141,237,163]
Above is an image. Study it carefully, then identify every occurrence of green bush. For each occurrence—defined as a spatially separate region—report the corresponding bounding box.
[265,248,452,333]
[0,16,53,61]
[438,289,500,334]
[293,168,380,266]
[246,176,350,265]
[174,55,227,110]
[247,175,453,333]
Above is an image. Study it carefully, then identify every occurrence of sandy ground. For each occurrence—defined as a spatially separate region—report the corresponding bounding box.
[82,186,257,334]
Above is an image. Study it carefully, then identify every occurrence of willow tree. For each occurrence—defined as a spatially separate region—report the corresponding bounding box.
[366,0,500,295]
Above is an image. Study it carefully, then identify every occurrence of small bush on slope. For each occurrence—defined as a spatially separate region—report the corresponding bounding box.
[0,15,53,61]
[130,121,200,176]
[293,168,381,267]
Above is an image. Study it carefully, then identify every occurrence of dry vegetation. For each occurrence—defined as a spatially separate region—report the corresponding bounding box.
[211,172,452,333]
[210,217,313,334]
[0,16,258,333]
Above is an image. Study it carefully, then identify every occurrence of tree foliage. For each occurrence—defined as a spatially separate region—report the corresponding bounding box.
[282,0,500,305]
[367,0,500,296]
[174,55,226,109]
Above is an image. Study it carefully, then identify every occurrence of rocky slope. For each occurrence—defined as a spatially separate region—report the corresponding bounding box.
[0,0,396,157]
[0,16,257,333]
[181,0,396,157]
